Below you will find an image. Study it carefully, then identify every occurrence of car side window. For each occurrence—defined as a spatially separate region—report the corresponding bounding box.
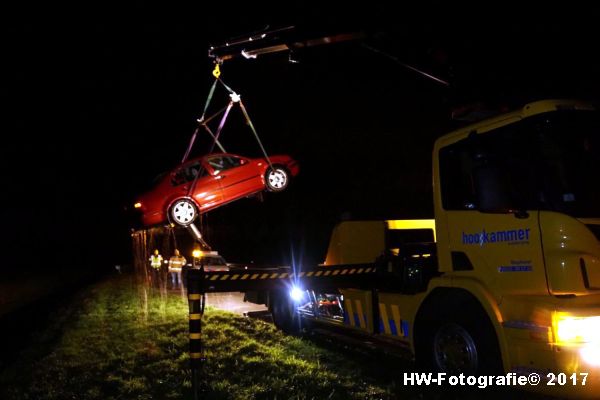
[171,169,187,186]
[207,156,243,172]
[186,162,206,181]
[171,161,206,186]
[224,156,243,169]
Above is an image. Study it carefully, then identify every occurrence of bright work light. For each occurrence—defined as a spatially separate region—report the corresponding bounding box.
[290,286,303,302]
[192,249,203,258]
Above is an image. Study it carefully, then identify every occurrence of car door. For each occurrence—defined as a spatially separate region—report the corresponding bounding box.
[206,155,260,200]
[173,160,223,212]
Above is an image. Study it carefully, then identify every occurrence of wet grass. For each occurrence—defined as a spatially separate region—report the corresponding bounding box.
[0,275,396,400]
[0,275,552,400]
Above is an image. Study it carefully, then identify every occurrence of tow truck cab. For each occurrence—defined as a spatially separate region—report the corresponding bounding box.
[434,99,600,397]
[280,100,600,398]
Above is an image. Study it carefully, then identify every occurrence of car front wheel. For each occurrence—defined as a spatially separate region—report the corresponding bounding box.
[169,199,198,226]
[265,167,289,192]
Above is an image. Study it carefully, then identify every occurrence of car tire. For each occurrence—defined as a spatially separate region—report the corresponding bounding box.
[419,302,502,375]
[265,166,289,192]
[169,198,198,226]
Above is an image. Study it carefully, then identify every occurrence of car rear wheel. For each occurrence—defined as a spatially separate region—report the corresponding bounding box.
[169,199,198,226]
[265,167,289,192]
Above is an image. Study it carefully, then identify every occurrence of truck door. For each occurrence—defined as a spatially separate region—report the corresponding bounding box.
[438,123,549,297]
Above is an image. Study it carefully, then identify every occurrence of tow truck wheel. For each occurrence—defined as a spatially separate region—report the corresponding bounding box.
[169,199,198,226]
[269,291,302,335]
[432,322,479,374]
[418,300,502,375]
[265,167,289,192]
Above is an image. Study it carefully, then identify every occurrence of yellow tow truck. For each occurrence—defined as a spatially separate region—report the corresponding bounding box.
[187,99,600,398]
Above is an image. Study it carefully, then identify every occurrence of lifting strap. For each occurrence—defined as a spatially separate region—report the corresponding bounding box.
[182,77,222,163]
[183,63,276,198]
[208,99,235,154]
[239,100,274,171]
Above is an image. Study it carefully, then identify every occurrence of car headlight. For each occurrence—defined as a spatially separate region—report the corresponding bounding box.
[553,313,600,344]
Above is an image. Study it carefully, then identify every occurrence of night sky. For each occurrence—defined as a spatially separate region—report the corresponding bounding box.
[5,4,600,274]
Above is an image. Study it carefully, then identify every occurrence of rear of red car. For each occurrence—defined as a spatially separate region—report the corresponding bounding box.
[134,174,175,226]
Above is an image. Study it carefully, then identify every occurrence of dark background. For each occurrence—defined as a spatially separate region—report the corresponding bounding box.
[4,3,600,276]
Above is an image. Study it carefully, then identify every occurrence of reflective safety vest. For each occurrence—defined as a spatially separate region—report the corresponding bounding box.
[150,254,163,269]
[169,255,187,271]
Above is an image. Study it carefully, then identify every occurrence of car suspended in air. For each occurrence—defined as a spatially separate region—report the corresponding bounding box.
[134,152,299,227]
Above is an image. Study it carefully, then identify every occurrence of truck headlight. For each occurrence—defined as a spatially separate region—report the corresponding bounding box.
[553,313,600,344]
[581,344,600,366]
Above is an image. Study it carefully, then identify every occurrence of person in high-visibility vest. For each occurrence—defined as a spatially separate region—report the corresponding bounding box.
[149,249,163,283]
[168,249,187,288]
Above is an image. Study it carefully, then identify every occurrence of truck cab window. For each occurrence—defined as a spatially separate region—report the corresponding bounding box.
[439,145,478,210]
[440,110,600,217]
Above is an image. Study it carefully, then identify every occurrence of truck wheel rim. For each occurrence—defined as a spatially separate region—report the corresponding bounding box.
[433,323,478,374]
[172,201,195,224]
[268,169,287,189]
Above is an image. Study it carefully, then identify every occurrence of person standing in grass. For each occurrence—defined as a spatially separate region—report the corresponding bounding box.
[149,249,163,285]
[168,249,186,288]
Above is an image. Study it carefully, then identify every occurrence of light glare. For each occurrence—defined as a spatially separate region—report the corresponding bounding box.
[290,287,303,302]
[581,344,600,366]
[555,315,600,343]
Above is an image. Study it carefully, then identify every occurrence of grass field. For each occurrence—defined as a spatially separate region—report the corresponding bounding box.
[0,274,548,400]
[0,275,403,400]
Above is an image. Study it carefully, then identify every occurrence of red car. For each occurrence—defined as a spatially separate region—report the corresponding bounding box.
[135,153,299,227]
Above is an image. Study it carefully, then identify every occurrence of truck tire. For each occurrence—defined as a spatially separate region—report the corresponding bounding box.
[269,291,302,335]
[418,301,502,375]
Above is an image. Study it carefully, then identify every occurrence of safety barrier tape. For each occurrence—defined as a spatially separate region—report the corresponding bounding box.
[200,267,376,281]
